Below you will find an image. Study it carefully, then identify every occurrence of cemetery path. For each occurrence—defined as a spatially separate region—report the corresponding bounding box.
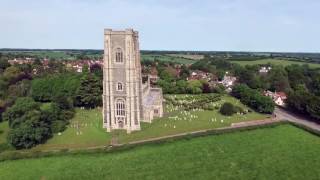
[274,107,320,131]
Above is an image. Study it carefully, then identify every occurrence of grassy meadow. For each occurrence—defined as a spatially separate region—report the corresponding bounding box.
[1,125,320,179]
[231,58,320,68]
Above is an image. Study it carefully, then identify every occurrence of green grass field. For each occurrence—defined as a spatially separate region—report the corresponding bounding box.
[1,124,320,180]
[142,54,196,64]
[232,58,320,68]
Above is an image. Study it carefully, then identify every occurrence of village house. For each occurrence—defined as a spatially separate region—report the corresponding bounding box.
[264,90,287,106]
[187,70,214,81]
[259,66,272,74]
[217,72,237,92]
[219,74,237,87]
[63,60,103,73]
[8,58,34,65]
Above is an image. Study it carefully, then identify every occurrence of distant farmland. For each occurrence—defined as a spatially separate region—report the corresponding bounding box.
[141,54,196,64]
[231,58,320,68]
[166,54,204,60]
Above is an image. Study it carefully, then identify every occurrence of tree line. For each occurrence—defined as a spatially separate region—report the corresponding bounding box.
[0,56,103,149]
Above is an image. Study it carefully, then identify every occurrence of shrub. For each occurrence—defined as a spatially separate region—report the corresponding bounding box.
[7,117,52,149]
[220,102,236,116]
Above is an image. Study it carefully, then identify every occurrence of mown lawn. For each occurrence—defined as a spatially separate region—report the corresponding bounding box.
[232,58,320,68]
[1,125,320,180]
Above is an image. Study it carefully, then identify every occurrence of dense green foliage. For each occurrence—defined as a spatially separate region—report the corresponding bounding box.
[286,85,320,120]
[3,97,75,149]
[0,65,32,122]
[1,125,320,179]
[232,84,275,113]
[3,98,51,149]
[75,73,102,108]
[31,73,81,102]
[3,97,40,128]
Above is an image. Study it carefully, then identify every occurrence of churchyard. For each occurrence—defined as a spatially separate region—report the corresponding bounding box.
[0,94,270,152]
[23,94,268,151]
[1,124,320,179]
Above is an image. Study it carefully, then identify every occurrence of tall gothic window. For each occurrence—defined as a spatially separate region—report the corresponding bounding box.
[117,82,123,91]
[115,48,123,63]
[115,99,125,117]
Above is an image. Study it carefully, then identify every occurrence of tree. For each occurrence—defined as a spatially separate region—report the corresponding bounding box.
[179,65,190,80]
[307,97,320,120]
[0,59,10,72]
[268,66,290,92]
[187,80,203,94]
[4,97,53,149]
[75,74,102,108]
[232,84,275,114]
[286,65,307,89]
[3,97,40,128]
[2,66,23,85]
[40,103,71,133]
[31,73,81,102]
[90,63,103,78]
[202,82,211,93]
[53,92,74,110]
[159,69,175,82]
[82,64,89,74]
[176,80,188,94]
[7,79,31,98]
[286,85,320,122]
[7,110,51,149]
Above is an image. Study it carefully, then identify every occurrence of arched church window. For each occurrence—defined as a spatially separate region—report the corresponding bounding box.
[115,99,125,117]
[115,48,123,63]
[117,82,123,91]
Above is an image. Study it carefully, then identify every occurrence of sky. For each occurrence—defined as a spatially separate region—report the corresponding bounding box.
[0,0,319,52]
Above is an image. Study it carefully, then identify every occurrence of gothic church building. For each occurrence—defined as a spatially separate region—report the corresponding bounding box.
[103,29,163,133]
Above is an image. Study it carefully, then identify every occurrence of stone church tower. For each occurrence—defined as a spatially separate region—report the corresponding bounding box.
[103,29,143,133]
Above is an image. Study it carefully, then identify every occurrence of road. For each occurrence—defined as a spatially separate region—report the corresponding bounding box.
[274,107,320,131]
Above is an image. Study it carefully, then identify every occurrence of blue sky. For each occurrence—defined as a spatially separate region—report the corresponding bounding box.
[0,0,319,52]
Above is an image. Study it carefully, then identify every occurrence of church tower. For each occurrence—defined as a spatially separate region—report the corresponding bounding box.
[103,29,143,133]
